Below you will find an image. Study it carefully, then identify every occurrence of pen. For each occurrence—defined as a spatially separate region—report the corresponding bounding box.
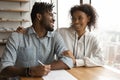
[38,60,45,66]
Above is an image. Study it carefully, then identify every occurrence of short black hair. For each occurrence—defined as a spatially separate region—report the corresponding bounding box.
[70,4,97,31]
[31,2,54,23]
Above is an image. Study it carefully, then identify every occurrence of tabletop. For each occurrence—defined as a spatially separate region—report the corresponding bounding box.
[20,66,120,80]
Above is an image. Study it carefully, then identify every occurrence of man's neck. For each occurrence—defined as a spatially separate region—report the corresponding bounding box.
[32,24,47,38]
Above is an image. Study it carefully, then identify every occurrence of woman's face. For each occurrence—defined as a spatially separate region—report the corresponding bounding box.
[71,10,90,33]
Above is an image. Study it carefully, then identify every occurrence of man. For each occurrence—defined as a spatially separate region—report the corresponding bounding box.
[0,2,74,80]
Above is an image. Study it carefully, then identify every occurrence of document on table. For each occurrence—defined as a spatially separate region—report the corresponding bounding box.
[42,70,78,80]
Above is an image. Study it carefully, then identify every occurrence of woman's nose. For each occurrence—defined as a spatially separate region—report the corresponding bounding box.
[74,19,79,24]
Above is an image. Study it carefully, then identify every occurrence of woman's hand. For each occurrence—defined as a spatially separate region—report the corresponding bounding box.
[15,26,26,34]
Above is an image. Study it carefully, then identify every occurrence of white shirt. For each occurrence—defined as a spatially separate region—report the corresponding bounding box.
[58,27,105,67]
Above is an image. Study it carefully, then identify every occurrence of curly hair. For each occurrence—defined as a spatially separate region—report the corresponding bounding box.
[31,2,54,23]
[70,4,97,31]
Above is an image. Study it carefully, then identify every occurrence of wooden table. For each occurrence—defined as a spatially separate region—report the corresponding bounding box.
[20,66,120,80]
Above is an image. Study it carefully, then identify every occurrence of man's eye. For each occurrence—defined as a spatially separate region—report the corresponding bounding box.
[53,12,56,14]
[50,13,53,16]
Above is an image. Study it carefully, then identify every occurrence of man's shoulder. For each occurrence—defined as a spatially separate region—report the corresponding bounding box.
[51,31,61,36]
[49,31,63,40]
[58,27,69,32]
[8,32,24,42]
[56,27,70,35]
[11,31,23,37]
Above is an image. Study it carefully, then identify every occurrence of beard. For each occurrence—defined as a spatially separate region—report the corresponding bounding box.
[40,17,54,31]
[45,25,54,31]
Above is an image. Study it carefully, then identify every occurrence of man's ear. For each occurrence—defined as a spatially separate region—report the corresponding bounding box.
[36,13,42,21]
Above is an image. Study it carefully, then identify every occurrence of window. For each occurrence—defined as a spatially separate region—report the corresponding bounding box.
[92,0,120,70]
[57,0,80,28]
[92,0,120,32]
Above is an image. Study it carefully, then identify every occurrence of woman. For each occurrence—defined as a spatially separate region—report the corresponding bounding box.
[59,4,105,67]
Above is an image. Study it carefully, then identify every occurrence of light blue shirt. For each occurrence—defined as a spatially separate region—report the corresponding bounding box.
[0,27,74,80]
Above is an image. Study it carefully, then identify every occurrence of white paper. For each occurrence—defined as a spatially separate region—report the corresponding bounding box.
[42,70,78,80]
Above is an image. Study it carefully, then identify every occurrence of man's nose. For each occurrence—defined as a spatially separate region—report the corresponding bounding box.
[52,18,55,22]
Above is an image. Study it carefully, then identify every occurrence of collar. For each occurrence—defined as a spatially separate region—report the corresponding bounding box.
[27,27,53,37]
[68,26,88,36]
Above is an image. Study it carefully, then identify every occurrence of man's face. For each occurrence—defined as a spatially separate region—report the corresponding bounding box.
[40,12,55,31]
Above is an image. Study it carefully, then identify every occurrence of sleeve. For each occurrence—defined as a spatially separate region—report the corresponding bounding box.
[84,36,105,67]
[75,59,84,66]
[54,32,74,68]
[0,32,19,72]
[75,35,105,67]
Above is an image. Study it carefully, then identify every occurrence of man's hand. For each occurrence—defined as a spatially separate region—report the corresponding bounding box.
[15,26,26,33]
[63,50,76,65]
[30,65,51,77]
